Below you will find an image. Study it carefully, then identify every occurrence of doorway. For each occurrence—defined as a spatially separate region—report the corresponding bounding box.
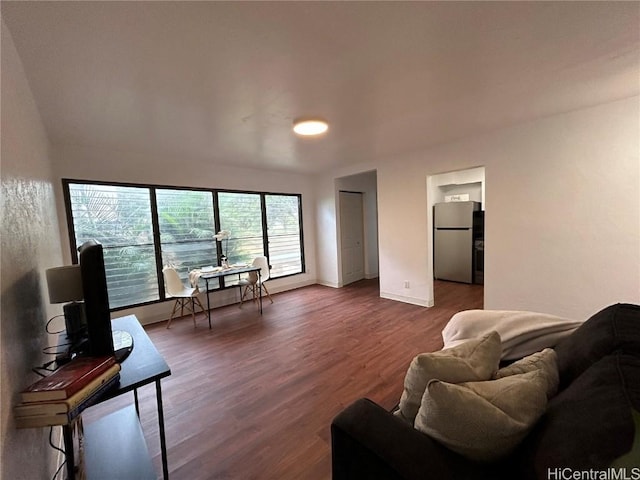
[427,166,485,306]
[339,191,365,286]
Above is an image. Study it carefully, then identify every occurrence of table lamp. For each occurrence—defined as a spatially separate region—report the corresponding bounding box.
[46,265,87,343]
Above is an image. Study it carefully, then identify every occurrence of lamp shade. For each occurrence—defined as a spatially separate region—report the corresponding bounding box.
[46,265,83,303]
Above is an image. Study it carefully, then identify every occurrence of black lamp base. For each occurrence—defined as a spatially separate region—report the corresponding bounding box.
[63,302,87,343]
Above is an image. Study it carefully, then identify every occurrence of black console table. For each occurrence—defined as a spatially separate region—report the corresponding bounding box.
[64,315,171,480]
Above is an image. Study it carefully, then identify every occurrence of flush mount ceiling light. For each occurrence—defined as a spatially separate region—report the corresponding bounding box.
[292,117,329,136]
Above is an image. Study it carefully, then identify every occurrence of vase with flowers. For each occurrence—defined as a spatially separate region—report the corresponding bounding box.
[214,230,231,268]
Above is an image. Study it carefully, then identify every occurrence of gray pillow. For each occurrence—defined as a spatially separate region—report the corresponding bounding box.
[394,331,501,424]
[415,370,548,462]
[495,348,559,398]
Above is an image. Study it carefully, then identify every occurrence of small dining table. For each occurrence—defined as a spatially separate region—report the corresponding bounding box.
[196,265,262,329]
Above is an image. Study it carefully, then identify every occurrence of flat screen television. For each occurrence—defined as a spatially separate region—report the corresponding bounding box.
[78,240,115,356]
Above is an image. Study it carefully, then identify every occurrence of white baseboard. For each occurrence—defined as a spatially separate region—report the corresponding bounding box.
[380,291,432,307]
[272,278,317,292]
[137,278,320,325]
[316,280,340,288]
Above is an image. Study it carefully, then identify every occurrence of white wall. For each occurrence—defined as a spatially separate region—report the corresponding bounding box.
[377,159,433,306]
[319,96,640,319]
[313,173,341,287]
[483,97,639,318]
[1,19,64,479]
[51,144,318,324]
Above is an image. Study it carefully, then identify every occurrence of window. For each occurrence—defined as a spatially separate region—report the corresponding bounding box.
[64,180,304,310]
[156,189,219,289]
[266,195,303,277]
[218,192,263,265]
[66,183,158,309]
[156,189,216,270]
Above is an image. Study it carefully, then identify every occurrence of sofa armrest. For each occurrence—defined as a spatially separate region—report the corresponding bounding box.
[331,398,498,480]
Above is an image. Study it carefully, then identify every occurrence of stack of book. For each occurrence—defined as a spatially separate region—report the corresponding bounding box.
[14,355,121,428]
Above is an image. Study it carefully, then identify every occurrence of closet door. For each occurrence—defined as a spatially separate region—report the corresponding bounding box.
[340,191,365,286]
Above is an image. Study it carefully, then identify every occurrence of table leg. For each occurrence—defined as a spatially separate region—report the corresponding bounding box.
[134,388,140,417]
[156,379,169,480]
[258,270,263,314]
[205,278,212,329]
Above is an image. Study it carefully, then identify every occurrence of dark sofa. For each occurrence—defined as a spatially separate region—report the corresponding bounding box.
[331,303,640,480]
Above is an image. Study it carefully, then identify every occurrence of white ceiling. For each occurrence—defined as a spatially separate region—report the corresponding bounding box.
[2,1,639,174]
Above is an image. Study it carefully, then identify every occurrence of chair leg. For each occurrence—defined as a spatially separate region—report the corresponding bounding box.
[239,286,246,306]
[167,297,205,329]
[239,285,251,306]
[194,296,207,315]
[261,282,274,304]
[242,284,254,304]
[166,299,181,329]
[190,299,197,327]
[247,285,254,301]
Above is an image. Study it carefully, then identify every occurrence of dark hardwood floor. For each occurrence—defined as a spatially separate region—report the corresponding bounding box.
[84,279,483,480]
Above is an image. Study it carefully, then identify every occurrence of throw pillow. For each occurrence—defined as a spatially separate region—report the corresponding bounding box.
[495,348,559,398]
[394,331,501,425]
[415,370,548,462]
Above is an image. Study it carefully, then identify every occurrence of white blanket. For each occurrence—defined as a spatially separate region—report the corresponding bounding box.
[188,269,202,288]
[442,310,584,360]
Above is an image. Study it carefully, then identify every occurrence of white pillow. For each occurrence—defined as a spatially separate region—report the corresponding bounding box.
[415,370,548,462]
[495,347,559,398]
[394,331,501,424]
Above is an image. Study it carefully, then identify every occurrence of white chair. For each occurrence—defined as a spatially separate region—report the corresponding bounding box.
[163,266,206,328]
[238,256,274,306]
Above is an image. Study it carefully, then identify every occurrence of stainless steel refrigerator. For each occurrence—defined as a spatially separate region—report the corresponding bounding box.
[433,201,480,283]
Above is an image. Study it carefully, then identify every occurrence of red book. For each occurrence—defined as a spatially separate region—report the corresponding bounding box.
[21,355,116,403]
